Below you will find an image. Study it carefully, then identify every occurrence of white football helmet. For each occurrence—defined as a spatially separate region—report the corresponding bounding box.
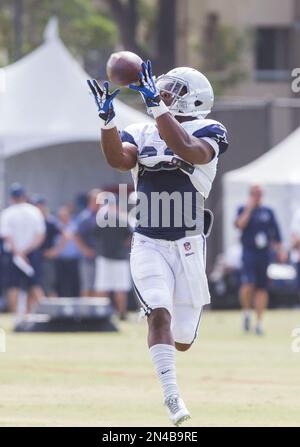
[156,67,214,118]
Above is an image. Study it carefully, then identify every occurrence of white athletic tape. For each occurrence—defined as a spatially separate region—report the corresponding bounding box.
[100,119,116,130]
[151,101,169,119]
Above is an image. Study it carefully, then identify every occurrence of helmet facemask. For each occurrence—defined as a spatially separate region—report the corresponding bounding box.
[155,75,192,115]
[155,72,211,118]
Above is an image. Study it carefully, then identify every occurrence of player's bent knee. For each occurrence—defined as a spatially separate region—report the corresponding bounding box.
[175,342,192,352]
[148,307,171,330]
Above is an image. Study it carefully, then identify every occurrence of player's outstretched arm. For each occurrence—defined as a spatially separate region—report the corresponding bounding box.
[87,79,137,171]
[128,61,214,165]
[155,113,215,165]
[101,129,137,171]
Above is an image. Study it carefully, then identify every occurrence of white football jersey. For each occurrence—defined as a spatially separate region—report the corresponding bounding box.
[120,117,228,241]
[121,117,228,199]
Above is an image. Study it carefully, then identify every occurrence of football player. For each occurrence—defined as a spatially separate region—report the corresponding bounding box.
[87,61,228,426]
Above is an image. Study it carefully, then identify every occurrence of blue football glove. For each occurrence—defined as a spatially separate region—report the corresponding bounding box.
[129,60,161,108]
[87,79,120,125]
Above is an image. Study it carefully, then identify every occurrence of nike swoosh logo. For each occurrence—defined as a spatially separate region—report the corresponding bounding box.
[185,252,195,257]
[161,369,170,375]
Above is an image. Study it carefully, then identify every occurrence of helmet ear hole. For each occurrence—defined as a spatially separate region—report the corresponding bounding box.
[194,100,203,107]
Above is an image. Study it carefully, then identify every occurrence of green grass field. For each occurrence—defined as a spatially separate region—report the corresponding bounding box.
[0,309,300,427]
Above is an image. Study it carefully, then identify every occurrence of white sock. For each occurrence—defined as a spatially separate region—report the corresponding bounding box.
[256,320,262,330]
[149,344,179,400]
[244,310,251,319]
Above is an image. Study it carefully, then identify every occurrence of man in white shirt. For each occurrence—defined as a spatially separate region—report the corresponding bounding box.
[0,183,46,312]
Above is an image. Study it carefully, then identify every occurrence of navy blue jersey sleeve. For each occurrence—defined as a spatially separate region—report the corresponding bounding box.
[193,123,229,155]
[269,209,281,243]
[119,130,138,147]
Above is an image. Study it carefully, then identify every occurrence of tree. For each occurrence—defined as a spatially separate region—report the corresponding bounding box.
[0,0,118,71]
[0,0,178,76]
[13,0,23,60]
[105,0,139,53]
[199,13,248,94]
[155,0,176,73]
[103,0,177,73]
[0,1,14,65]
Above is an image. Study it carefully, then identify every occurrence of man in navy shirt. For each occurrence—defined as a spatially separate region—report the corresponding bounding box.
[235,185,283,335]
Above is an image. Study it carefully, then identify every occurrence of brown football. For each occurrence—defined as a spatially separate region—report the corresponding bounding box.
[106,51,143,86]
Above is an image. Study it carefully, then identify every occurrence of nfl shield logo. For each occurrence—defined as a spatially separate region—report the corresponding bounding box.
[184,242,191,252]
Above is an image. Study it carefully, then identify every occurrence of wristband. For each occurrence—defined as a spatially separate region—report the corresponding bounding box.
[100,119,116,130]
[151,101,169,119]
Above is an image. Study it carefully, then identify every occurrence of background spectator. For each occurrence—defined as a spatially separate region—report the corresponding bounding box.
[0,183,45,313]
[54,206,81,297]
[94,201,132,320]
[32,195,61,297]
[235,185,284,335]
[291,208,300,300]
[75,189,100,297]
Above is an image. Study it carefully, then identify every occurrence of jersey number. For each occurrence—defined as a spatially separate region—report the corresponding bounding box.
[140,146,174,158]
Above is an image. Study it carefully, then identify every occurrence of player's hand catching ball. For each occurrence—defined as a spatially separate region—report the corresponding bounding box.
[87,79,120,125]
[129,60,161,108]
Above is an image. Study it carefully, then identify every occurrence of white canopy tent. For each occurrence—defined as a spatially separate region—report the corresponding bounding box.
[0,18,151,207]
[223,126,300,251]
